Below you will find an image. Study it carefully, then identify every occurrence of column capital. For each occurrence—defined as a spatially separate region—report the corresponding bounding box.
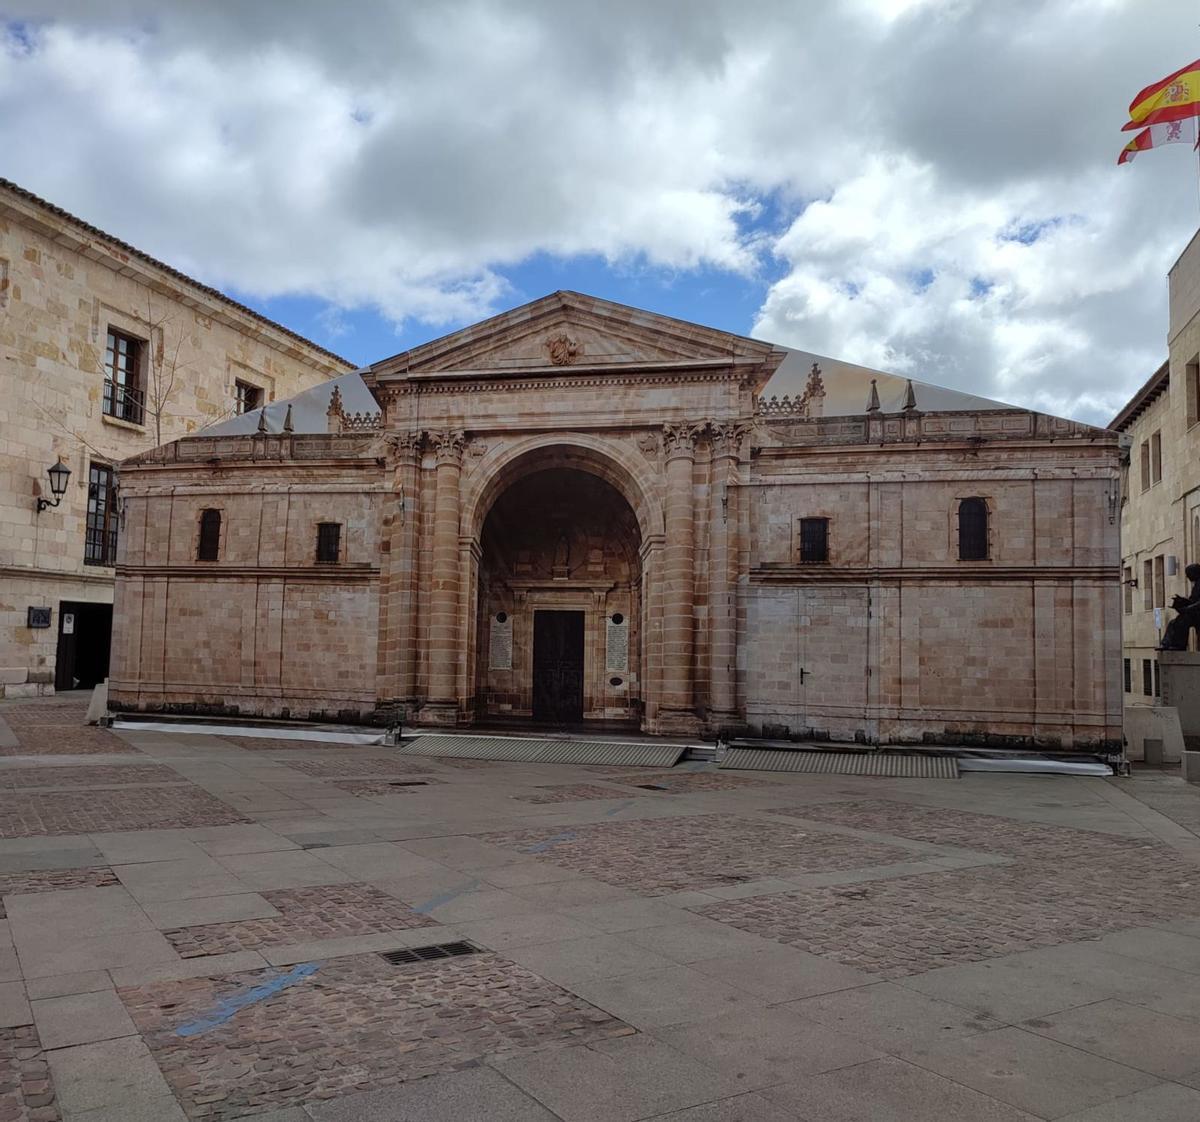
[429,429,467,466]
[383,431,423,463]
[662,421,704,459]
[709,421,752,459]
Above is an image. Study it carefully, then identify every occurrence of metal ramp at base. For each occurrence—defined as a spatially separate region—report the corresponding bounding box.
[720,747,959,779]
[399,734,688,768]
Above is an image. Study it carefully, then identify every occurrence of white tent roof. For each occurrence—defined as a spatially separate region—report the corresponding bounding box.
[199,370,380,436]
[763,347,1017,415]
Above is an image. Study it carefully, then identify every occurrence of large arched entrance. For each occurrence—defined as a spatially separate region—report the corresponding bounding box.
[473,467,644,728]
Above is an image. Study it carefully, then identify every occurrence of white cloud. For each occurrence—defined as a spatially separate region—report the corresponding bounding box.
[1,0,1197,421]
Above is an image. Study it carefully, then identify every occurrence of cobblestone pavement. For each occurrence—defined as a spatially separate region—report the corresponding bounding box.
[121,952,632,1120]
[164,884,439,958]
[280,756,434,778]
[0,1027,58,1122]
[223,736,356,752]
[330,777,443,796]
[4,695,1200,1121]
[0,725,138,756]
[428,756,499,768]
[513,783,646,804]
[615,771,777,793]
[0,786,247,838]
[0,765,183,789]
[479,813,913,894]
[698,801,1200,977]
[0,703,88,726]
[0,869,118,918]
[781,798,1149,859]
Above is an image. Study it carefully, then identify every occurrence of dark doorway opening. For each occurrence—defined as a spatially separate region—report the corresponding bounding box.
[532,610,584,724]
[54,601,113,691]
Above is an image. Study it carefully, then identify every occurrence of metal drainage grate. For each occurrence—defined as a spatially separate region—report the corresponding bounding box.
[380,941,480,966]
[635,783,669,791]
[388,780,428,787]
[720,747,959,779]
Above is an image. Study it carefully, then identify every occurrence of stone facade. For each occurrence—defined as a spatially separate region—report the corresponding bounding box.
[110,292,1123,750]
[0,179,350,697]
[1112,231,1200,747]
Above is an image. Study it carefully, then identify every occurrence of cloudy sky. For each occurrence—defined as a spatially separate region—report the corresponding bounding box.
[2,0,1199,423]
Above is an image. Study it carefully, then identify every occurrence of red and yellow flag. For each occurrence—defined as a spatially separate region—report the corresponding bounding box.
[1119,117,1199,164]
[1123,59,1200,131]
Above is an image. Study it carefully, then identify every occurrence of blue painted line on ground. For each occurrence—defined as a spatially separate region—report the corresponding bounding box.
[413,879,480,914]
[525,830,577,853]
[174,962,319,1037]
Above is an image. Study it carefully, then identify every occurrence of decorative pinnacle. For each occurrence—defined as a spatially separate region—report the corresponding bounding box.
[866,378,880,413]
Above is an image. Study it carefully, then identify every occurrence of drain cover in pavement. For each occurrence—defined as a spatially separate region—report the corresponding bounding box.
[380,941,480,965]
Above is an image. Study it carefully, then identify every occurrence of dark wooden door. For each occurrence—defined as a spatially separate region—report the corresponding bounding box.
[54,601,112,691]
[532,611,585,724]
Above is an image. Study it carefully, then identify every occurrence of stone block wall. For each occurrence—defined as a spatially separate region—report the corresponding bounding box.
[0,182,349,695]
[109,439,382,720]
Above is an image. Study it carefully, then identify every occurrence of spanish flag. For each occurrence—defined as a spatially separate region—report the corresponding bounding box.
[1119,117,1198,164]
[1124,59,1200,131]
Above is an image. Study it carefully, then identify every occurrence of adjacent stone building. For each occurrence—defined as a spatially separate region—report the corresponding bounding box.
[110,292,1123,750]
[1112,230,1200,756]
[0,180,351,698]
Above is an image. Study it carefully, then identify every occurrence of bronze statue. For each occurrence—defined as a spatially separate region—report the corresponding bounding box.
[1159,562,1200,650]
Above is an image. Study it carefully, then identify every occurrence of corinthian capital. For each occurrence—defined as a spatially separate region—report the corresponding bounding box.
[709,421,752,458]
[382,430,423,461]
[429,429,467,465]
[662,421,704,457]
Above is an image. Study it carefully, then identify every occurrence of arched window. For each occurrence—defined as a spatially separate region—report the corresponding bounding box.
[197,509,221,561]
[958,498,989,561]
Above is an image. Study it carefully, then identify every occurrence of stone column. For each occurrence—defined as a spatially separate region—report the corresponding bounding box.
[421,429,466,724]
[708,422,749,730]
[375,432,422,717]
[658,422,703,732]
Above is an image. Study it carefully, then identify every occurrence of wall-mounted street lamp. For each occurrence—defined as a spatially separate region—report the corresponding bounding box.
[35,459,71,513]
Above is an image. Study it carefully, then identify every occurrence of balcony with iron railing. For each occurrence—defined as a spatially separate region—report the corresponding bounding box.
[102,379,145,425]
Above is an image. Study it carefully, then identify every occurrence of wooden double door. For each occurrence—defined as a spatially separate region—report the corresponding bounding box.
[531,610,585,724]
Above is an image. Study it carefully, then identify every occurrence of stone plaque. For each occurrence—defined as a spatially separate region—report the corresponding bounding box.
[26,607,51,629]
[489,612,513,670]
[606,613,629,672]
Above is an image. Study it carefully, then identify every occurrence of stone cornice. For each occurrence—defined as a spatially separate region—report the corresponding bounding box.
[0,563,115,587]
[366,291,786,382]
[373,366,758,400]
[116,564,380,581]
[751,564,1119,584]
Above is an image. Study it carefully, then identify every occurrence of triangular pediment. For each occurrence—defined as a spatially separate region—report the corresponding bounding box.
[368,291,785,382]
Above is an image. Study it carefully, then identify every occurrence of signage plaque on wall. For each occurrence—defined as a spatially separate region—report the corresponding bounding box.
[27,607,51,629]
[606,612,629,672]
[489,611,513,670]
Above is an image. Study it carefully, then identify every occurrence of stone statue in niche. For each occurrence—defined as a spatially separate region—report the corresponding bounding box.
[552,530,570,579]
[1159,563,1200,650]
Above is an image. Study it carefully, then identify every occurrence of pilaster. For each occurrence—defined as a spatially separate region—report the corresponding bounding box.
[657,421,704,733]
[707,421,750,732]
[419,429,466,724]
